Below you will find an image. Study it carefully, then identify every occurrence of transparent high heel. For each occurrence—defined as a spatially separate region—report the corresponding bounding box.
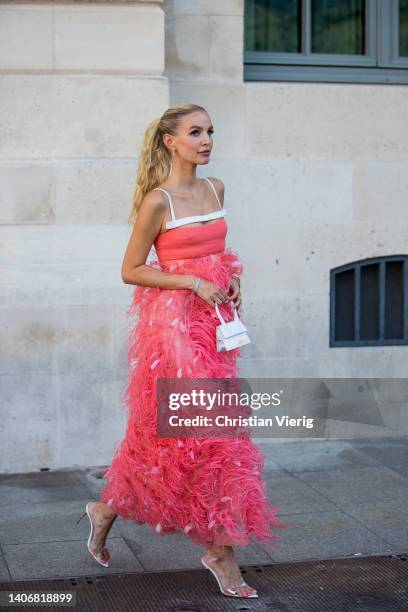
[76,502,114,568]
[201,555,258,598]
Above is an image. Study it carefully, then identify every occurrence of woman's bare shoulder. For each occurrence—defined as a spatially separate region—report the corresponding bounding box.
[206,176,225,206]
[206,176,224,189]
[140,187,169,214]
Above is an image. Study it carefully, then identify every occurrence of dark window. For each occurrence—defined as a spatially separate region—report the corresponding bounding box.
[401,0,408,56]
[311,0,365,55]
[360,263,379,340]
[330,255,408,347]
[385,260,404,339]
[245,0,301,53]
[244,0,408,84]
[334,268,355,341]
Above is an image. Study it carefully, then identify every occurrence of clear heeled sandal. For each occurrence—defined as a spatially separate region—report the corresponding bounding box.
[76,501,114,568]
[201,555,258,598]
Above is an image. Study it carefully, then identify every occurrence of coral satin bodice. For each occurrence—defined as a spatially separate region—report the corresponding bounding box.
[154,218,227,261]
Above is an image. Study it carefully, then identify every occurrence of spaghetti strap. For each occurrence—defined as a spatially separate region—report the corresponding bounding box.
[152,187,176,222]
[203,177,222,209]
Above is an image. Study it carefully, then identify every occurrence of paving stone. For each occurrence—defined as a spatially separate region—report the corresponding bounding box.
[264,471,338,514]
[352,437,408,479]
[294,466,408,505]
[258,439,382,472]
[345,498,408,552]
[3,538,142,581]
[267,510,393,562]
[0,548,11,581]
[0,499,121,546]
[0,471,91,506]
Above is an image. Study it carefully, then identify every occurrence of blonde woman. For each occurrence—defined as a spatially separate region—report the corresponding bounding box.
[77,103,287,599]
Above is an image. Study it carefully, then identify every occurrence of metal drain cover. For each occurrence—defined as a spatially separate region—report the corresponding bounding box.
[0,554,407,611]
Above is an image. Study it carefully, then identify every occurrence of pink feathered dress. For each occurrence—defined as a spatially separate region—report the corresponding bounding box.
[100,217,288,548]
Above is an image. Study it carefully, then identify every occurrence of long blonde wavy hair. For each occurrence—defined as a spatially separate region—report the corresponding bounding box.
[128,103,208,224]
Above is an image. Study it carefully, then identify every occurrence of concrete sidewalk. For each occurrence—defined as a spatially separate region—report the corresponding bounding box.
[0,436,407,582]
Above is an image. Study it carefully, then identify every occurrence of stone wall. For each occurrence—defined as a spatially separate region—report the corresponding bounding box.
[0,1,168,472]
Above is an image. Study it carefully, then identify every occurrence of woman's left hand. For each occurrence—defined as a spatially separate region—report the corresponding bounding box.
[227,276,242,309]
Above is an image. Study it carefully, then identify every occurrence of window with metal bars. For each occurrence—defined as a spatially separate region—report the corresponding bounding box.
[330,255,408,346]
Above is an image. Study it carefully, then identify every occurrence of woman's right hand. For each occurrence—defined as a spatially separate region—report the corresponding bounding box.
[193,277,230,307]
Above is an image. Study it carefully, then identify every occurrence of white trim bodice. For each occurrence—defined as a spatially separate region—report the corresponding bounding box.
[153,177,227,230]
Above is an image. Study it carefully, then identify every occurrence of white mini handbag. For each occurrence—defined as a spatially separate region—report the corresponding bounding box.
[214,301,251,352]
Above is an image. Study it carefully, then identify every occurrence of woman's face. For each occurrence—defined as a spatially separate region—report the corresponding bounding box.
[165,111,214,165]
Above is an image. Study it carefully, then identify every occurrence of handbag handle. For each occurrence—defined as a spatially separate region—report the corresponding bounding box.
[214,301,238,325]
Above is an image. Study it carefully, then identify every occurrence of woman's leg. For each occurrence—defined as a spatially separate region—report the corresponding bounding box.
[87,501,117,557]
[202,543,257,597]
